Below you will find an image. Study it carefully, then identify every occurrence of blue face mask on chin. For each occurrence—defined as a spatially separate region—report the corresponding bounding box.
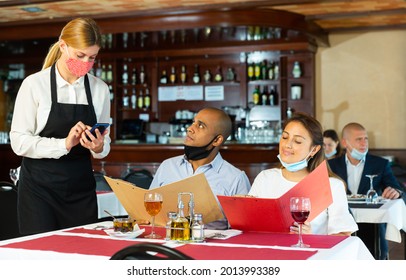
[350,147,368,161]
[325,149,337,159]
[277,148,315,172]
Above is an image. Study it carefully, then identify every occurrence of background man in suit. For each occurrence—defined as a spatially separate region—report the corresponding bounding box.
[328,122,404,259]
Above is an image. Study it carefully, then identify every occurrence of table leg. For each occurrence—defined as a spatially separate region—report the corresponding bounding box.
[374,223,380,259]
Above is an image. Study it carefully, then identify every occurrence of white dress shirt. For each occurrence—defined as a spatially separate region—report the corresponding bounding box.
[345,154,365,194]
[10,65,111,159]
[249,168,358,235]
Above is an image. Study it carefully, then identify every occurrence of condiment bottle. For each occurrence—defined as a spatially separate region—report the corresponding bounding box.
[165,211,177,241]
[171,200,190,241]
[191,213,204,242]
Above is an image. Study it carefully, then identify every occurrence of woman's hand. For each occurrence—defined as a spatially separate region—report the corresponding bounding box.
[382,186,401,200]
[290,222,312,234]
[65,121,87,151]
[80,124,107,153]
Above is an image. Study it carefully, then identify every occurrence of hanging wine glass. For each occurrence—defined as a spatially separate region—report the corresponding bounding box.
[365,174,378,204]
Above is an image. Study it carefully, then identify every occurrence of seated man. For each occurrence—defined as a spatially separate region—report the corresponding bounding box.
[149,107,251,229]
[328,122,403,259]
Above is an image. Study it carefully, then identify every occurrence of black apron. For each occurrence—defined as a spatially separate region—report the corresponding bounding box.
[18,64,98,235]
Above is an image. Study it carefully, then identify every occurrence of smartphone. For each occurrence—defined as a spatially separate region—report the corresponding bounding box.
[87,123,110,140]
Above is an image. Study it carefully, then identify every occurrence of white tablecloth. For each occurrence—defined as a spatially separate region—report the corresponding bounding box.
[350,199,406,243]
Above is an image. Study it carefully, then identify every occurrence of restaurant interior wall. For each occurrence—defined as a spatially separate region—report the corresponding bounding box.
[316,29,406,149]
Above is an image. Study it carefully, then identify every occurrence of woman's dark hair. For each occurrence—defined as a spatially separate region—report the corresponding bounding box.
[323,129,342,157]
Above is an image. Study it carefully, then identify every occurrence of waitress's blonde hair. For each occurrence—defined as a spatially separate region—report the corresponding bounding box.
[42,17,102,69]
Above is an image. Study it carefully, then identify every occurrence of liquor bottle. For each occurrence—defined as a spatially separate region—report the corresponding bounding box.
[226,67,235,82]
[268,61,274,80]
[137,89,144,109]
[122,88,129,109]
[214,66,223,82]
[171,200,190,241]
[247,59,254,81]
[131,67,137,85]
[170,66,176,84]
[269,85,278,106]
[261,85,269,105]
[101,64,106,81]
[180,65,187,83]
[252,85,260,105]
[144,88,151,110]
[254,61,261,80]
[106,64,113,83]
[274,62,279,80]
[130,88,137,109]
[95,60,102,78]
[122,63,128,85]
[122,32,128,49]
[108,85,114,101]
[203,69,211,83]
[106,33,113,49]
[261,60,267,80]
[160,70,168,84]
[139,65,146,85]
[292,61,301,78]
[192,64,200,84]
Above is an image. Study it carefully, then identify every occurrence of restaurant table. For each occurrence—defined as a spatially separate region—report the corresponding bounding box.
[349,198,406,259]
[97,191,127,219]
[0,222,373,260]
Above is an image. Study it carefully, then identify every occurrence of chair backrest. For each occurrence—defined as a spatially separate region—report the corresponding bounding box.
[122,169,153,189]
[94,171,112,191]
[0,181,21,240]
[110,242,193,260]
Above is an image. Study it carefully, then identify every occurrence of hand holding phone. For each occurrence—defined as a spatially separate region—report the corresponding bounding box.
[86,123,109,140]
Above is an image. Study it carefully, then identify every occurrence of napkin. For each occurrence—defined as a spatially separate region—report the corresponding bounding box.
[204,229,242,240]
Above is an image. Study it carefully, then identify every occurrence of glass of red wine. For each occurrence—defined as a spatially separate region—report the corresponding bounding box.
[290,197,311,248]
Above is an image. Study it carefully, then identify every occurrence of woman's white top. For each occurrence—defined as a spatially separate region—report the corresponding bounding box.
[10,66,111,159]
[249,168,358,235]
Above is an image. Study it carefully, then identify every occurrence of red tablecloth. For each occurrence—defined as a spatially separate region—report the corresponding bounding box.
[176,244,317,260]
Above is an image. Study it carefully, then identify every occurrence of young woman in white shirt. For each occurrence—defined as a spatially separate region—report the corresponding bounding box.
[249,112,357,236]
[10,18,111,235]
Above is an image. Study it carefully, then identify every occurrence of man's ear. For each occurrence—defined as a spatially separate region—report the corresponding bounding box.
[212,135,223,147]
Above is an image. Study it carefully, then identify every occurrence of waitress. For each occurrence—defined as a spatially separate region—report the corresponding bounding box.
[10,18,111,235]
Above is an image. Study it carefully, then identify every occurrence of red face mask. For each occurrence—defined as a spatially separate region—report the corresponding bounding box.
[65,46,94,77]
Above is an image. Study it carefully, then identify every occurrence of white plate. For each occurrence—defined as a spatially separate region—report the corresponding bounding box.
[347,195,366,201]
[104,228,145,239]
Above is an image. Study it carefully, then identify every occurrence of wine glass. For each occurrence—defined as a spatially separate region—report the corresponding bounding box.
[365,174,378,204]
[9,168,18,186]
[290,197,311,248]
[144,192,163,239]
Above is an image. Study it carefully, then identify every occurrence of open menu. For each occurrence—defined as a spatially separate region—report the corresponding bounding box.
[217,161,333,233]
[104,173,224,227]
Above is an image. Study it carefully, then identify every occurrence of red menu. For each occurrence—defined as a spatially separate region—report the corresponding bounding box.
[217,161,333,233]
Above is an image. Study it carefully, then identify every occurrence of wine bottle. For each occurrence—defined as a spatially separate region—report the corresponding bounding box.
[130,88,137,109]
[254,61,261,80]
[261,60,267,80]
[122,63,128,85]
[269,85,278,106]
[137,89,144,109]
[160,70,168,84]
[193,64,200,84]
[144,88,151,110]
[252,85,260,105]
[140,65,146,85]
[131,67,137,85]
[170,66,176,84]
[261,85,269,105]
[180,65,187,83]
[214,66,223,82]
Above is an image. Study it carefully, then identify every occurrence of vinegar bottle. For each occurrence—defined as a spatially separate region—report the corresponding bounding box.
[171,200,190,241]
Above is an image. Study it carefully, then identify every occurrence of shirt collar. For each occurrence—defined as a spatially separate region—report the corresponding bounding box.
[55,64,85,88]
[180,152,223,173]
[345,153,365,166]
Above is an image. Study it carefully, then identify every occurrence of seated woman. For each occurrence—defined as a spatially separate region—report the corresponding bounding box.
[323,129,342,159]
[249,112,357,236]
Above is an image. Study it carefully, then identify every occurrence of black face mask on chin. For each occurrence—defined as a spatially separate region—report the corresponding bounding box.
[184,135,219,161]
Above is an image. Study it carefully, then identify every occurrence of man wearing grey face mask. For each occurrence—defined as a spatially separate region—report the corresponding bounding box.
[328,122,404,260]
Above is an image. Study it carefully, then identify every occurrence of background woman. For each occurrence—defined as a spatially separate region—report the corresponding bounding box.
[323,129,342,159]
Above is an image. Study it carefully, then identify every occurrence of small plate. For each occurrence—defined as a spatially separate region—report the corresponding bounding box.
[347,194,366,201]
[105,228,145,239]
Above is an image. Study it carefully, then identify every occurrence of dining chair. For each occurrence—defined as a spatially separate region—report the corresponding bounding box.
[110,242,193,260]
[122,169,153,189]
[94,171,112,191]
[0,181,21,240]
